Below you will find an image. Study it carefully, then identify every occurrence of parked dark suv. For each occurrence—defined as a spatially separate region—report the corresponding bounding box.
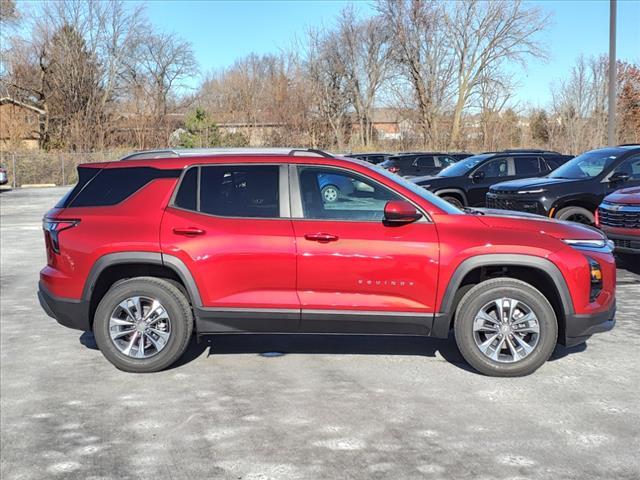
[344,153,391,165]
[380,153,456,177]
[39,148,616,376]
[487,145,640,224]
[412,151,572,208]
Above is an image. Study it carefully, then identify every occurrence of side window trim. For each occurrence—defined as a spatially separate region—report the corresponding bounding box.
[601,155,639,182]
[288,164,430,223]
[469,157,513,178]
[169,163,290,219]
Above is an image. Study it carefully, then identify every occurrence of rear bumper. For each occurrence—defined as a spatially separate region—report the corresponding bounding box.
[38,282,91,331]
[563,300,616,347]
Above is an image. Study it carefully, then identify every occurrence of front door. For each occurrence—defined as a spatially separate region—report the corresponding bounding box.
[160,163,299,332]
[467,156,515,206]
[290,165,439,334]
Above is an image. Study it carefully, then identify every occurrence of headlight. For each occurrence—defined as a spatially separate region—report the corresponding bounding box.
[562,238,606,249]
[586,256,602,302]
[516,188,545,194]
[421,184,431,189]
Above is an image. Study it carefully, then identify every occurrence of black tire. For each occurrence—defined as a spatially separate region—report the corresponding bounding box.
[93,277,193,373]
[441,195,464,209]
[453,278,558,377]
[555,206,595,225]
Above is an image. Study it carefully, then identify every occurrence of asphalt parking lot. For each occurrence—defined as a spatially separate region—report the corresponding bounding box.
[1,187,639,480]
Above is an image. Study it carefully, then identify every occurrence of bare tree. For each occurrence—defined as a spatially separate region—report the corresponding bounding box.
[549,55,608,154]
[1,0,146,149]
[474,67,518,150]
[0,0,19,25]
[446,0,549,147]
[377,0,454,148]
[336,6,390,146]
[302,28,351,148]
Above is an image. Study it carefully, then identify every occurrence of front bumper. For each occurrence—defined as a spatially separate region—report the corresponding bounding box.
[563,300,616,347]
[603,231,640,254]
[38,282,91,331]
[485,193,549,215]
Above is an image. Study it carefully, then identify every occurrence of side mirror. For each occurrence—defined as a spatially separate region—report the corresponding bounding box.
[472,170,485,182]
[383,200,422,225]
[609,171,630,184]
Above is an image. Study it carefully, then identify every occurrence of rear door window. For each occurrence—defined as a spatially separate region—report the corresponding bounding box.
[514,156,542,175]
[192,165,280,218]
[414,156,435,167]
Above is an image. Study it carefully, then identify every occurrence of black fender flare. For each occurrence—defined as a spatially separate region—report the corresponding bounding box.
[431,254,574,338]
[82,251,202,307]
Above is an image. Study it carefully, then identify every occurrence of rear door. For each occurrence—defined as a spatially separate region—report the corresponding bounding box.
[412,156,437,176]
[513,156,545,179]
[160,163,299,331]
[290,165,439,334]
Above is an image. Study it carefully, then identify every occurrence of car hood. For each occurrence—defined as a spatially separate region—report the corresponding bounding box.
[490,176,586,192]
[604,186,640,205]
[412,175,450,186]
[474,208,605,242]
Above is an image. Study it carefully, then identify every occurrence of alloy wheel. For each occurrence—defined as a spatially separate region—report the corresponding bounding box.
[109,296,171,359]
[472,297,540,363]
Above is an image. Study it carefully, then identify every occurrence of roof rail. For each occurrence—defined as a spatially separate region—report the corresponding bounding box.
[501,149,561,154]
[288,148,334,158]
[120,150,180,161]
[120,147,335,161]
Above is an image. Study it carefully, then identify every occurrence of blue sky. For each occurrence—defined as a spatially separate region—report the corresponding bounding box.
[17,0,639,106]
[140,0,639,107]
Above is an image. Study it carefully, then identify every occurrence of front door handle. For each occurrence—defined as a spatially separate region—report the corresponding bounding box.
[304,233,339,243]
[173,227,205,236]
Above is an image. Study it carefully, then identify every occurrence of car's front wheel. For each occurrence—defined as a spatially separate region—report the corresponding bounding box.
[454,278,558,377]
[441,195,464,209]
[555,206,595,225]
[93,277,193,373]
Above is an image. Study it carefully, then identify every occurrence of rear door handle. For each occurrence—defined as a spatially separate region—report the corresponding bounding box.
[173,227,205,236]
[304,233,339,243]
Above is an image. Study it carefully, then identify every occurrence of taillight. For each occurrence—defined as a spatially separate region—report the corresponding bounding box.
[595,208,600,227]
[43,218,79,254]
[388,166,400,173]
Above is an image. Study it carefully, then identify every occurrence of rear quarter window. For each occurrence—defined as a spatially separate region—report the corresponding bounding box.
[64,167,180,207]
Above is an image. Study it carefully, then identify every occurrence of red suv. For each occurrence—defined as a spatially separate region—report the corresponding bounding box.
[38,149,616,376]
[597,186,640,254]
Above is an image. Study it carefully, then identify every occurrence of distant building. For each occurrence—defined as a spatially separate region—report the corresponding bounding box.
[0,97,46,150]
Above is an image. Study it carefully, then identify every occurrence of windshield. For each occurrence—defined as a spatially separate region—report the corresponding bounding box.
[549,149,623,179]
[438,154,492,177]
[373,165,463,214]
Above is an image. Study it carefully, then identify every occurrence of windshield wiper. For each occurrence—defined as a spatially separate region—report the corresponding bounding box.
[463,207,484,215]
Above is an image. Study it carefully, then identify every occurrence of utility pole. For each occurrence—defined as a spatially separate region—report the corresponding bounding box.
[607,0,617,146]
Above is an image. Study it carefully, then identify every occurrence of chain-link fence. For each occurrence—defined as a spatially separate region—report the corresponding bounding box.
[0,150,131,188]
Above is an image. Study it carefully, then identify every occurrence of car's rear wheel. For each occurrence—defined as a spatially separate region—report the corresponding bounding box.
[93,277,193,373]
[555,206,595,225]
[454,278,557,377]
[441,195,464,209]
[321,185,340,203]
